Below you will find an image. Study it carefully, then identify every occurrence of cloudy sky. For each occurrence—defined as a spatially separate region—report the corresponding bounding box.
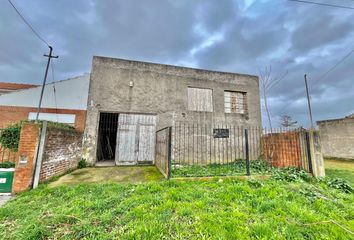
[0,0,353,127]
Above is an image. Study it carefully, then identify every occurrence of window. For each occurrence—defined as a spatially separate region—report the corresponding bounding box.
[188,87,213,112]
[224,91,247,114]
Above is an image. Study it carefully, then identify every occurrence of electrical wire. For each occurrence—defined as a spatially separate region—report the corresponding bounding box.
[288,0,354,9]
[7,0,50,46]
[274,49,354,115]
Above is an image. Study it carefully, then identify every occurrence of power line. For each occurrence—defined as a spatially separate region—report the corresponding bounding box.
[274,49,354,115]
[288,0,354,9]
[311,49,354,87]
[7,0,50,46]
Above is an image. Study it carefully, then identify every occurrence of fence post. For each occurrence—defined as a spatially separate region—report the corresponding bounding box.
[167,127,172,179]
[245,128,250,176]
[305,132,313,174]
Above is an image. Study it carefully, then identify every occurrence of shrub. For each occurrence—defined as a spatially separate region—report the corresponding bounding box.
[272,167,311,182]
[326,178,353,193]
[78,158,87,169]
[0,161,15,168]
[0,123,21,151]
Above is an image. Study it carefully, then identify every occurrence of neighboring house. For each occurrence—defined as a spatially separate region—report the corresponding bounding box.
[0,74,90,132]
[83,56,261,165]
[0,82,37,95]
[317,114,354,159]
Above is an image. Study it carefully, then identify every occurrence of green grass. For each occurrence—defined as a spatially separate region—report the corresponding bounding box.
[171,159,274,177]
[325,158,354,186]
[1,178,353,239]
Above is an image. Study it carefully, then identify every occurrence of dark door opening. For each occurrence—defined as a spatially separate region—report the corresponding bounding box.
[97,112,119,161]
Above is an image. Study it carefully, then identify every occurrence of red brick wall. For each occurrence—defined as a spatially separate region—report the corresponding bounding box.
[12,124,40,193]
[40,127,83,182]
[262,132,302,168]
[0,106,86,132]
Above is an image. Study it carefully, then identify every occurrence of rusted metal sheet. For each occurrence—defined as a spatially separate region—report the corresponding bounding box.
[187,87,213,112]
[115,114,156,165]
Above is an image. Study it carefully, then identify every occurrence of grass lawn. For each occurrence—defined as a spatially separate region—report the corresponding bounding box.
[171,159,274,178]
[1,177,353,239]
[325,158,354,186]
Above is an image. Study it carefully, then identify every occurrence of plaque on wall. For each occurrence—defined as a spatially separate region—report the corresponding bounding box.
[213,129,230,138]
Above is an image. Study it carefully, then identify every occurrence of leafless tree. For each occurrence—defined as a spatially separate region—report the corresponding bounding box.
[259,66,287,162]
[280,114,298,128]
[259,66,287,131]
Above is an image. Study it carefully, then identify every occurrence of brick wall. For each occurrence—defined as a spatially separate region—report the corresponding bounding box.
[0,105,86,132]
[40,127,83,182]
[12,124,40,193]
[262,131,302,168]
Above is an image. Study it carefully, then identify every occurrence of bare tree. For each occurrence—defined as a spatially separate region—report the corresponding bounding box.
[259,66,287,131]
[280,114,298,128]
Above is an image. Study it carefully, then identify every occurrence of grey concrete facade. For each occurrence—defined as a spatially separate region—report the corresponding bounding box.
[317,115,354,159]
[83,56,261,164]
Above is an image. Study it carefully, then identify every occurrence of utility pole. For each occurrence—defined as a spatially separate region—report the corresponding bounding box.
[36,46,58,122]
[304,74,314,129]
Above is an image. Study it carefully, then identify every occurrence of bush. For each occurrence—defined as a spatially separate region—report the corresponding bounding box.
[272,167,311,182]
[0,162,15,168]
[77,158,87,169]
[0,123,21,151]
[326,178,353,193]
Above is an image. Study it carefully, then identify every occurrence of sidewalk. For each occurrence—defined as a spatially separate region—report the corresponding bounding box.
[0,195,12,207]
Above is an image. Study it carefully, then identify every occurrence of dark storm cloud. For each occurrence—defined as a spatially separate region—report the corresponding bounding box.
[0,0,353,127]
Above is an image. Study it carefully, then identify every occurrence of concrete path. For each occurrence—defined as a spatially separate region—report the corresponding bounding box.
[49,166,164,188]
[0,196,12,207]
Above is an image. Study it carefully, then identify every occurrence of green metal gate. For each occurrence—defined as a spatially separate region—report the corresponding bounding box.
[0,169,14,193]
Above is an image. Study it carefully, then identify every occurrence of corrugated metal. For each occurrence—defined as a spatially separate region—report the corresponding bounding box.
[187,87,213,112]
[115,114,156,164]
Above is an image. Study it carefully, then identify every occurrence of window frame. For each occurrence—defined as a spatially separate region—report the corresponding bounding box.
[224,90,248,115]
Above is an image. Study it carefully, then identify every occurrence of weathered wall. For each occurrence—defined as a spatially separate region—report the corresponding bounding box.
[0,106,86,132]
[40,127,83,181]
[84,57,262,164]
[317,118,354,159]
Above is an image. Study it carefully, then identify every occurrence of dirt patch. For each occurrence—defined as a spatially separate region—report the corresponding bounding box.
[48,166,164,188]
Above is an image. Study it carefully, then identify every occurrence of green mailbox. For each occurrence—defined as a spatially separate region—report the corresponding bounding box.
[0,168,14,193]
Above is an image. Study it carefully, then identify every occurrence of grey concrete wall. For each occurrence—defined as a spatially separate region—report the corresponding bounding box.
[317,118,354,159]
[83,56,262,164]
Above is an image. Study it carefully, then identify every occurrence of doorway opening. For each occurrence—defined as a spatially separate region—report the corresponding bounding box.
[97,112,119,163]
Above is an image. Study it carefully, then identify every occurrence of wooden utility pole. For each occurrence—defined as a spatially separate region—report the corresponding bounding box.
[304,74,314,129]
[36,46,58,121]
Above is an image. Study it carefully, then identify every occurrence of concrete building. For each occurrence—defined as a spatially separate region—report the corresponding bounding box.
[0,75,90,131]
[317,114,354,159]
[83,56,261,165]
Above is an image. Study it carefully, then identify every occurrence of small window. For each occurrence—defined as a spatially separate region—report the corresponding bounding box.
[224,91,247,114]
[188,87,213,112]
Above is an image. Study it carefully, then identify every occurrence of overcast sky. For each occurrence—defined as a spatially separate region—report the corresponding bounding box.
[0,0,353,127]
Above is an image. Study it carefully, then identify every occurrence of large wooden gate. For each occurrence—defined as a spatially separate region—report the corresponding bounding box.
[115,114,157,165]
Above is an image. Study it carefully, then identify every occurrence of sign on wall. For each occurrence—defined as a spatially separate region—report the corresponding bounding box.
[213,129,230,138]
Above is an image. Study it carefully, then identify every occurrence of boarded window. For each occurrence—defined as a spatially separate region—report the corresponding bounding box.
[224,91,247,114]
[188,87,213,112]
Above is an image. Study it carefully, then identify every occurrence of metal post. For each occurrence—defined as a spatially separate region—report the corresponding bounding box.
[36,46,58,122]
[304,74,314,129]
[245,128,250,176]
[167,127,172,179]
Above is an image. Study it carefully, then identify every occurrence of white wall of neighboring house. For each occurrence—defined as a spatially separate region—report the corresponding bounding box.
[0,74,90,110]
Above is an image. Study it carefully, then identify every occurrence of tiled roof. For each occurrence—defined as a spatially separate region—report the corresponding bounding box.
[0,82,38,90]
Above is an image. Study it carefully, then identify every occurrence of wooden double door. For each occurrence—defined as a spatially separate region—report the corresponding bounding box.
[115,114,157,165]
